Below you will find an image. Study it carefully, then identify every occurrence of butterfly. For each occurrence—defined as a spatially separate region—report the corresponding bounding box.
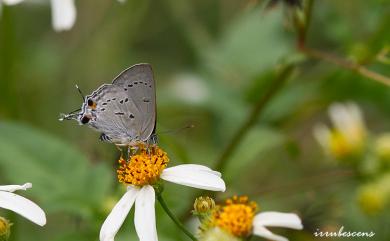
[60,63,157,147]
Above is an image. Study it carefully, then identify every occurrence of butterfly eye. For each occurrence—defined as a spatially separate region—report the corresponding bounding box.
[81,115,91,124]
[87,99,97,109]
[87,99,94,106]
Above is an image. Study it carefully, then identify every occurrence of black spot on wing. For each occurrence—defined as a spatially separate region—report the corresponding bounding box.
[99,133,111,142]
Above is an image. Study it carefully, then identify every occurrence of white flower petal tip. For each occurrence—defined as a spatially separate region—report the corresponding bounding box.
[0,183,32,192]
[3,0,25,5]
[99,186,139,241]
[51,0,76,32]
[253,212,303,230]
[313,124,331,149]
[22,182,32,190]
[135,186,158,241]
[0,191,46,226]
[161,164,226,192]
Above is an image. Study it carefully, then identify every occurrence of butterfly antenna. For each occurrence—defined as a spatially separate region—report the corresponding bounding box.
[158,124,195,135]
[75,84,85,101]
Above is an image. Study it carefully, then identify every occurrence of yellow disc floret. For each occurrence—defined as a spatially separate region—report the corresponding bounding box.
[212,196,257,237]
[117,146,169,186]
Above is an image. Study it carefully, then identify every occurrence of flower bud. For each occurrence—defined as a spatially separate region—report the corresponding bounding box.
[0,217,11,241]
[193,196,215,215]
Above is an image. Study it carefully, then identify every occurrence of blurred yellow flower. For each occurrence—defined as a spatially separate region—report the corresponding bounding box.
[357,185,386,215]
[374,133,390,165]
[357,174,390,215]
[314,102,367,161]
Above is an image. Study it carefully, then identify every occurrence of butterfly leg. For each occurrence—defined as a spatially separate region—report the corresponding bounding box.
[127,146,133,160]
[147,134,158,155]
[114,145,124,159]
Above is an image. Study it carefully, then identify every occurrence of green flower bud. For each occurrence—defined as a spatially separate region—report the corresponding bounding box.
[193,196,216,215]
[0,217,11,241]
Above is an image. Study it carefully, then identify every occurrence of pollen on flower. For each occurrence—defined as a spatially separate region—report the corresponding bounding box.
[212,196,257,237]
[117,146,169,186]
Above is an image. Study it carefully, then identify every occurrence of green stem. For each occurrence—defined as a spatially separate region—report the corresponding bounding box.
[214,64,295,172]
[179,64,295,222]
[295,0,314,49]
[157,193,198,241]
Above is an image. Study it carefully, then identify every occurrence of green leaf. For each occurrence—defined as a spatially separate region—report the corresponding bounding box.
[0,122,113,219]
[203,7,292,83]
[223,126,285,183]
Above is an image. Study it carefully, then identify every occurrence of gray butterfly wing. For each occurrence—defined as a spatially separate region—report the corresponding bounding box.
[87,64,156,144]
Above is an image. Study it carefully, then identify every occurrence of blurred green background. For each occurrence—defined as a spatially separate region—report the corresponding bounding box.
[0,0,389,240]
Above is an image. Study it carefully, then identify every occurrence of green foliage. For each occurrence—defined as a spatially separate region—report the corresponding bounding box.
[0,0,389,240]
[0,122,112,219]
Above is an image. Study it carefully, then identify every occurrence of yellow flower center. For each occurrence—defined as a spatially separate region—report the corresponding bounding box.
[212,196,257,237]
[329,131,352,158]
[117,146,169,186]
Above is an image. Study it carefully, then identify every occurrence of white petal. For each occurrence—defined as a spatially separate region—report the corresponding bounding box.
[50,0,76,31]
[313,124,331,150]
[0,183,32,192]
[3,0,24,5]
[134,185,157,241]
[165,164,222,177]
[329,103,351,131]
[253,225,288,241]
[253,212,303,230]
[161,165,226,192]
[100,186,139,241]
[346,102,363,124]
[0,191,46,226]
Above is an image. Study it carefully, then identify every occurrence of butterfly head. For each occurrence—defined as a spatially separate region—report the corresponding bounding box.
[77,97,98,125]
[59,97,97,125]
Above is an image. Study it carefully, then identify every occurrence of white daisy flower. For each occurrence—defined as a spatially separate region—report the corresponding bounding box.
[100,146,226,241]
[253,212,303,241]
[50,0,76,31]
[0,183,46,226]
[0,0,75,31]
[314,102,367,159]
[0,0,24,18]
[198,196,302,241]
[2,0,24,5]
